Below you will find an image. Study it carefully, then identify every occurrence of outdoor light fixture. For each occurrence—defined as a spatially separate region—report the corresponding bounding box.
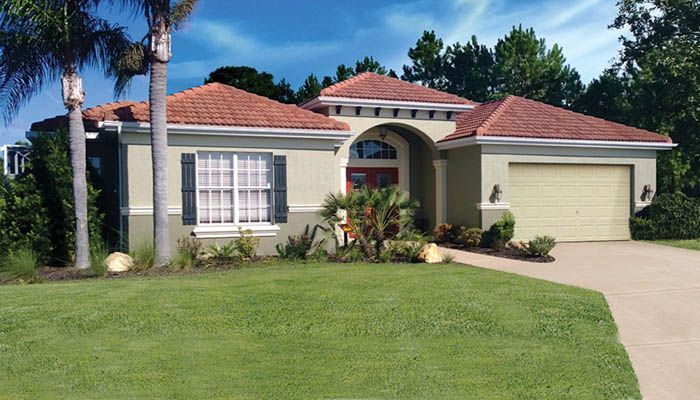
[642,184,654,201]
[493,184,503,202]
[379,127,388,141]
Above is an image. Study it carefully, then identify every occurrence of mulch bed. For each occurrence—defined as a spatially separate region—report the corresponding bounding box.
[441,244,555,263]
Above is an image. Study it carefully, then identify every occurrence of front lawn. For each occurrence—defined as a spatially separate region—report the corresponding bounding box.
[0,263,639,399]
[647,239,700,251]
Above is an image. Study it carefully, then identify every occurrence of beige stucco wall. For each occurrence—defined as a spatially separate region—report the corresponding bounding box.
[477,144,657,229]
[121,132,339,254]
[446,146,481,227]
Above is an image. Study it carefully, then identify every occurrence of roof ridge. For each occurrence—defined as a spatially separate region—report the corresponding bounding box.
[320,72,374,95]
[474,96,515,135]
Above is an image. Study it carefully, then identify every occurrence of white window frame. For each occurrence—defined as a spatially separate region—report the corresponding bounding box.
[192,151,279,238]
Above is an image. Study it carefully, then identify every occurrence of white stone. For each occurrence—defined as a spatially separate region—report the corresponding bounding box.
[419,243,444,264]
[106,252,134,273]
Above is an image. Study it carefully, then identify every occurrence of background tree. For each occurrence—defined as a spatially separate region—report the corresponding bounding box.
[443,35,494,102]
[0,0,131,268]
[204,65,297,103]
[611,0,700,195]
[402,30,445,89]
[295,74,322,103]
[492,26,583,106]
[573,69,633,125]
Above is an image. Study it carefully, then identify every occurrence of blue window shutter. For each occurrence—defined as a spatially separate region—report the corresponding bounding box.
[273,155,288,223]
[181,153,197,225]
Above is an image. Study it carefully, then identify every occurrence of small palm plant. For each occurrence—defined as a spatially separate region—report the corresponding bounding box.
[319,186,419,260]
[0,0,132,268]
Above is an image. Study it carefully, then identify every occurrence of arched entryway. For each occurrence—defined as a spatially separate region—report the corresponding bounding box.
[340,123,440,231]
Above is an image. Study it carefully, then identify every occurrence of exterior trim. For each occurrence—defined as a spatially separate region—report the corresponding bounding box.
[300,96,475,112]
[193,224,280,238]
[288,204,323,213]
[476,202,511,210]
[437,135,677,151]
[101,121,353,141]
[121,206,182,216]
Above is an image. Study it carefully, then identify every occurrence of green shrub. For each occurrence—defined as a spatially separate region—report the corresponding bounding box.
[276,225,320,260]
[235,229,260,259]
[130,242,155,272]
[203,241,236,261]
[171,236,202,271]
[629,216,656,240]
[90,242,110,276]
[0,247,40,282]
[384,238,427,263]
[457,227,483,248]
[483,211,516,250]
[526,235,557,257]
[433,223,460,243]
[333,245,366,263]
[442,253,455,264]
[632,193,700,240]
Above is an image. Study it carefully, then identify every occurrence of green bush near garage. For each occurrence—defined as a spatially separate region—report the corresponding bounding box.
[630,193,700,240]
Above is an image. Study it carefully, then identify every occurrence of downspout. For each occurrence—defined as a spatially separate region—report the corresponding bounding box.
[114,123,124,250]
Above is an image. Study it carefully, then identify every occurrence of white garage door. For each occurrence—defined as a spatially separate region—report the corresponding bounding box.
[509,163,632,242]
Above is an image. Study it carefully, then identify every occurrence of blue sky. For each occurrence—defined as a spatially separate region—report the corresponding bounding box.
[2,0,624,143]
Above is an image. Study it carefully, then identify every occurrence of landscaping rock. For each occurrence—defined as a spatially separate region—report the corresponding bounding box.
[419,243,443,264]
[106,252,134,273]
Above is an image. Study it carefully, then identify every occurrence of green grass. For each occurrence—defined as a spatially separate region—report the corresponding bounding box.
[0,263,639,399]
[648,239,700,251]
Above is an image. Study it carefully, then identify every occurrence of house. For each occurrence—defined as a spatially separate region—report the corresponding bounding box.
[29,72,675,252]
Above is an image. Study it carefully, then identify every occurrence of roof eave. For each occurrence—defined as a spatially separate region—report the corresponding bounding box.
[300,96,476,112]
[436,135,677,151]
[102,121,354,141]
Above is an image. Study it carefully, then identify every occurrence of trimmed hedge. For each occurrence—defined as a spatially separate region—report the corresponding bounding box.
[630,193,700,240]
[482,211,516,250]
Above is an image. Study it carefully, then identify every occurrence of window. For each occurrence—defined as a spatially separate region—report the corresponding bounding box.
[197,152,272,225]
[349,140,397,159]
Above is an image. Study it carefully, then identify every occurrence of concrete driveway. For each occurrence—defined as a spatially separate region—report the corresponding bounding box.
[443,241,700,400]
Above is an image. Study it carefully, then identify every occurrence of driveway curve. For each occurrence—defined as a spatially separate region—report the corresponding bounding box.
[443,241,700,400]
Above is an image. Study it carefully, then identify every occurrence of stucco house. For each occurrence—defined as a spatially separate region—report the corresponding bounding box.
[29,72,675,252]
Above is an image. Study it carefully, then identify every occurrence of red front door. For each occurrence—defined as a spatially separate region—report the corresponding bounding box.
[346,167,399,192]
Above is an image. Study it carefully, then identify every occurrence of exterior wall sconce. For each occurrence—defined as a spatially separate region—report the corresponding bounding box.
[493,184,503,202]
[642,184,654,201]
[379,127,388,141]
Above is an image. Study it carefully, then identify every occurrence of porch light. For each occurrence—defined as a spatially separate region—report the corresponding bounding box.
[379,127,388,141]
[642,184,654,201]
[493,184,503,202]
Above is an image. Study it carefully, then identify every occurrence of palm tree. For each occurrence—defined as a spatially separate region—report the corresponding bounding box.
[0,0,131,268]
[118,0,198,266]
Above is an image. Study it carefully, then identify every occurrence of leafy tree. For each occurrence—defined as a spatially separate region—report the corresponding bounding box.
[0,0,131,268]
[334,64,354,82]
[320,75,334,88]
[275,78,296,104]
[612,0,700,195]
[573,69,634,125]
[295,74,322,103]
[121,0,199,266]
[493,25,583,106]
[205,66,278,97]
[443,35,494,102]
[402,30,445,88]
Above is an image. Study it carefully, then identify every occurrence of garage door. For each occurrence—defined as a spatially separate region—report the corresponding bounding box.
[509,163,631,242]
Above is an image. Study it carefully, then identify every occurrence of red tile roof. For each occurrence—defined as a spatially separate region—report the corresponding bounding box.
[31,83,350,132]
[439,95,671,143]
[316,72,478,106]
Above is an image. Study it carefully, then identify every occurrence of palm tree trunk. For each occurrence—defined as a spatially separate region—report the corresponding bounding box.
[62,71,89,269]
[149,58,170,266]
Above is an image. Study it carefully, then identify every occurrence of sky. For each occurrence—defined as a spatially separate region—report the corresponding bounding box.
[1,0,626,144]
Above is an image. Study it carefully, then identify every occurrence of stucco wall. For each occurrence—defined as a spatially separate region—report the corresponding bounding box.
[446,146,481,227]
[477,144,657,229]
[121,132,338,254]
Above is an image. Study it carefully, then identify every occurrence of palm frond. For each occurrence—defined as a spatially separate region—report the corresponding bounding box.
[171,0,198,30]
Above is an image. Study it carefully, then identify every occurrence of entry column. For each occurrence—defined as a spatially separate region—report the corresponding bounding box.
[433,159,448,225]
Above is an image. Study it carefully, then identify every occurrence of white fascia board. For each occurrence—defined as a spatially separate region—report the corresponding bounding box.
[436,135,678,151]
[25,130,100,140]
[300,96,475,112]
[101,121,354,141]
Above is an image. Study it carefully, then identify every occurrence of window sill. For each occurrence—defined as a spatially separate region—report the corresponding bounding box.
[192,224,280,239]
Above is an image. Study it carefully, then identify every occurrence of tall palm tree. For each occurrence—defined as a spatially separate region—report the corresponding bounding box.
[118,0,197,266]
[0,0,131,268]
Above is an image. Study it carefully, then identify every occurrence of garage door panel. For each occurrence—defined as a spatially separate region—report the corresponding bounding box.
[509,164,631,242]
